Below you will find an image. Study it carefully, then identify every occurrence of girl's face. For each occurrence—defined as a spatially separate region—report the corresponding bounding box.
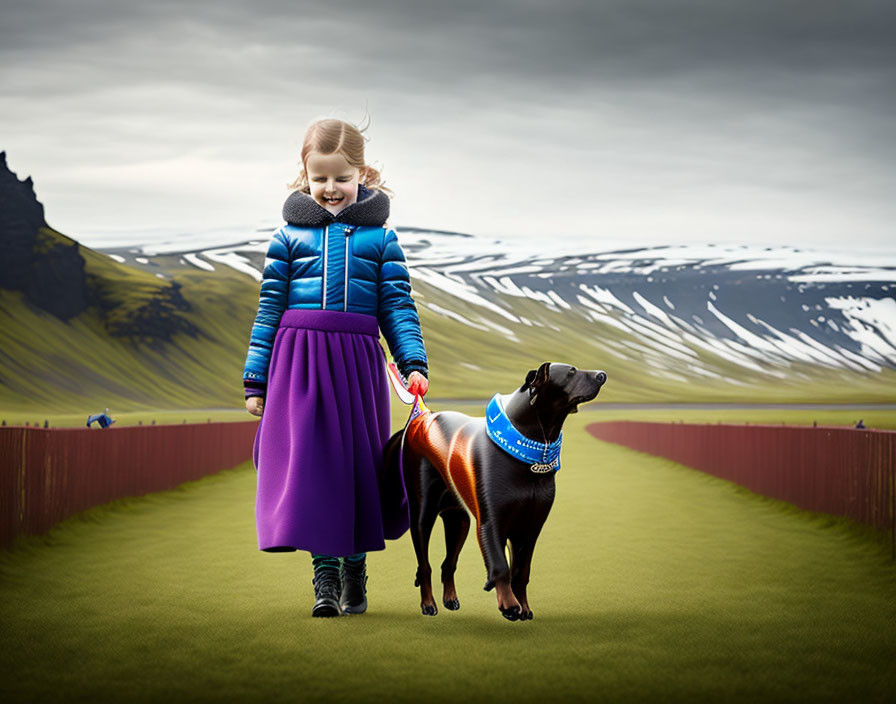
[305,151,361,215]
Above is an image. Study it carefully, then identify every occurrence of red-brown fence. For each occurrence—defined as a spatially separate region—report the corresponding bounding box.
[587,421,896,554]
[0,422,259,548]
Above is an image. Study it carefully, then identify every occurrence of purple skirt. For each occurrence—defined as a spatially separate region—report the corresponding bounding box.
[253,309,409,555]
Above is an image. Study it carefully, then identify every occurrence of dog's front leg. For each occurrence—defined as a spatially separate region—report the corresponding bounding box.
[509,538,535,620]
[410,515,439,615]
[508,499,551,621]
[478,520,521,621]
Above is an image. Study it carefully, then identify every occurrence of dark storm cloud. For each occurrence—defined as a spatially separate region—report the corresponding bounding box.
[3,0,895,246]
[5,0,895,158]
[5,0,895,95]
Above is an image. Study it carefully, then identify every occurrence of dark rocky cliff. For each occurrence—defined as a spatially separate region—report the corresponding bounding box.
[0,152,196,340]
[0,152,89,319]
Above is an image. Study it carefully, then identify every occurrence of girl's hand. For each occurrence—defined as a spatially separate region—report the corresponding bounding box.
[246,396,265,416]
[407,371,429,397]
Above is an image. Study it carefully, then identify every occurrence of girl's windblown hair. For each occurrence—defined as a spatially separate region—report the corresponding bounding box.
[289,118,392,196]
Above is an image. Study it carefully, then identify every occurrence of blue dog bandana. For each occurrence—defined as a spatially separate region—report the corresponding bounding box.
[485,394,562,473]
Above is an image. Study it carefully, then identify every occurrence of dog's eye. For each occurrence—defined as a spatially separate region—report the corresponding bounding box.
[567,367,577,376]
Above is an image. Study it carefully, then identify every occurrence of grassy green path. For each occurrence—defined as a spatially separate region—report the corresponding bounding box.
[2,413,895,703]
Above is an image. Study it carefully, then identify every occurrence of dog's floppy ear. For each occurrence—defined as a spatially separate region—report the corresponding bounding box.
[530,362,551,405]
[534,361,551,388]
[520,362,551,394]
[520,368,538,392]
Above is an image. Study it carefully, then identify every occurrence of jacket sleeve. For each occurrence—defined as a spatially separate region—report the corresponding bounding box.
[243,228,291,391]
[377,228,428,378]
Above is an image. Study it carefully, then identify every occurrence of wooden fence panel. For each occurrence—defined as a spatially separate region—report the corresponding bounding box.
[0,422,259,548]
[586,422,895,549]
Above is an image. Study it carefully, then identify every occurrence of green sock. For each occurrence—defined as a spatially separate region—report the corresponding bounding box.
[311,554,340,571]
[343,553,366,567]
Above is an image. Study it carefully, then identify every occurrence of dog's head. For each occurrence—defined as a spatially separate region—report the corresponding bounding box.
[519,362,607,415]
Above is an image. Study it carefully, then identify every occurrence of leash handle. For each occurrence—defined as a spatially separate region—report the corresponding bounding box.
[386,362,429,424]
[386,362,416,404]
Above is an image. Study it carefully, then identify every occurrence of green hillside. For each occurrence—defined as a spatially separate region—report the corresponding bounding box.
[1,228,894,420]
[0,227,258,414]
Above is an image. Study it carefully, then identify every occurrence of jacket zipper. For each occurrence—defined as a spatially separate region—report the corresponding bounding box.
[343,227,353,311]
[321,225,329,309]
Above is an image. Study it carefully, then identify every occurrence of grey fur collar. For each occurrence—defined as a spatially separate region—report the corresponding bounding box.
[282,184,390,227]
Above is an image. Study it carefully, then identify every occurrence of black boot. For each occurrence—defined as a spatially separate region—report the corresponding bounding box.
[311,556,341,618]
[340,554,368,615]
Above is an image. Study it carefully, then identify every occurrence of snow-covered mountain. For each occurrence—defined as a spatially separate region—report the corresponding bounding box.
[101,228,896,393]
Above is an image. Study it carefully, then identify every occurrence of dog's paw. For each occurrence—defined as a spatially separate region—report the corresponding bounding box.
[499,605,521,621]
[520,609,533,621]
[443,597,460,611]
[421,603,438,616]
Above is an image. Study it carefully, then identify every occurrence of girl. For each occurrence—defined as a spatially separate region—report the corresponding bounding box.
[243,118,429,617]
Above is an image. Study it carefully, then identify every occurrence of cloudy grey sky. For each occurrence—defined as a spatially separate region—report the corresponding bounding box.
[3,0,895,250]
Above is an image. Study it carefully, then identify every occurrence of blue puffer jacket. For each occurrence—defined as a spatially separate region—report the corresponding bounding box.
[243,185,428,392]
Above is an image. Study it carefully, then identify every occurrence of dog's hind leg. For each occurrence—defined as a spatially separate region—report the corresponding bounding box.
[438,503,469,611]
[406,457,443,616]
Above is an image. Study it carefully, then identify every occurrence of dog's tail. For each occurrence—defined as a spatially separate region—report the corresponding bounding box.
[381,427,410,538]
[383,390,431,466]
[381,393,432,528]
[382,429,404,478]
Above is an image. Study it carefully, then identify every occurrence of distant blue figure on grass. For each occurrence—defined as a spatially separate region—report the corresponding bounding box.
[855,419,866,429]
[86,408,115,429]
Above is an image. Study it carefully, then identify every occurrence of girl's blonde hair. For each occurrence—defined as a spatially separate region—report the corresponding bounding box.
[288,118,392,196]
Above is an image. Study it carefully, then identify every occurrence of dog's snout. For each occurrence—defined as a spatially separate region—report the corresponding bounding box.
[595,371,607,385]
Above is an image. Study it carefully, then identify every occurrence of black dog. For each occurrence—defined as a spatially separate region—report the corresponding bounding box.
[383,362,607,621]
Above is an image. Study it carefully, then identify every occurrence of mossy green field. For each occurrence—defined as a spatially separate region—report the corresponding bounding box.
[2,410,894,703]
